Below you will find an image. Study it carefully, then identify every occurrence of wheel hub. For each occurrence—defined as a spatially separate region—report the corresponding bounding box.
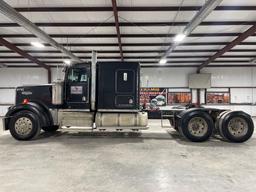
[14,117,33,136]
[188,117,208,137]
[228,117,248,137]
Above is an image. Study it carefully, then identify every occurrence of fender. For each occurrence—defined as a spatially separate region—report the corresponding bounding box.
[177,108,207,119]
[4,102,53,130]
[177,107,223,119]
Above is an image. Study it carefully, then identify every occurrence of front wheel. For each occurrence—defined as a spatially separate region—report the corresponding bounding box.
[9,110,41,141]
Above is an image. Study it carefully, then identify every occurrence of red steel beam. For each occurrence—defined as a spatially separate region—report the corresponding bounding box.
[0,37,51,83]
[111,0,124,61]
[197,24,256,72]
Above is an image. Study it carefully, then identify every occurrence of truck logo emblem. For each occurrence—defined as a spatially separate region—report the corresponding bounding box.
[21,91,32,95]
[16,88,24,92]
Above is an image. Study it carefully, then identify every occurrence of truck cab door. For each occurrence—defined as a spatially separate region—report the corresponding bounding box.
[65,66,90,109]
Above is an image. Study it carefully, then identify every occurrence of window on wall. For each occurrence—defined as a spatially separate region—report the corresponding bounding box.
[167,89,192,104]
[206,88,230,104]
[206,92,230,104]
[168,92,192,104]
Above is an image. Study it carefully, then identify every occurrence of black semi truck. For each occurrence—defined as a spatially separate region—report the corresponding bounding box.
[3,59,254,142]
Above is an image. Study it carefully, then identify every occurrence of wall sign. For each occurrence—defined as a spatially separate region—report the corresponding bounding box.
[140,88,167,108]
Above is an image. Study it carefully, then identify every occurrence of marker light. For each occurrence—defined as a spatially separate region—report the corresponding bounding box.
[31,41,45,48]
[174,33,186,42]
[159,58,167,64]
[22,98,29,104]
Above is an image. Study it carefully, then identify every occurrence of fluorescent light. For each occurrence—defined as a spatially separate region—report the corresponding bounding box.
[174,33,186,42]
[64,59,71,65]
[31,41,45,48]
[159,58,167,64]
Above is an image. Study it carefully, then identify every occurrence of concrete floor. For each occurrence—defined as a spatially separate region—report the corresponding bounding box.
[0,119,256,192]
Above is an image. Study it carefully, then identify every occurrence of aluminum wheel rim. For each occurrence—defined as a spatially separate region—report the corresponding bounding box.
[14,117,33,136]
[188,117,208,137]
[227,117,248,137]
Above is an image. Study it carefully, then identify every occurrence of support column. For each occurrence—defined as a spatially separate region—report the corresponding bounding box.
[196,70,200,106]
[47,69,51,83]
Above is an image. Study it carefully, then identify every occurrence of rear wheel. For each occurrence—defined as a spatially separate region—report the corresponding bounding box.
[216,110,230,137]
[178,111,214,142]
[218,111,254,143]
[9,110,41,140]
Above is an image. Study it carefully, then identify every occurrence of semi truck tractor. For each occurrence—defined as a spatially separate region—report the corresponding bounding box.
[3,59,254,142]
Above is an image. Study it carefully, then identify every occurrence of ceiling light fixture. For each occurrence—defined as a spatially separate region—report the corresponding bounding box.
[173,33,186,43]
[31,41,45,48]
[64,59,71,65]
[159,58,167,64]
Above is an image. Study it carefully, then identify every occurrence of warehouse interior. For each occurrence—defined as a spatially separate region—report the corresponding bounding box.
[0,0,256,192]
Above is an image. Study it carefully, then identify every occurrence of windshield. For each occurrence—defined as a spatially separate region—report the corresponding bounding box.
[67,68,88,83]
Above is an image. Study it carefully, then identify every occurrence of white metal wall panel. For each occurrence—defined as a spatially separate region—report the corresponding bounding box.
[200,89,205,104]
[0,68,48,87]
[141,67,195,87]
[230,88,254,104]
[0,106,9,117]
[0,89,15,104]
[201,67,255,87]
[51,68,65,82]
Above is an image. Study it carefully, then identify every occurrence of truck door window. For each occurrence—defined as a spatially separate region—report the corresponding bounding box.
[123,72,128,81]
[67,68,87,82]
[116,70,134,93]
[80,74,88,82]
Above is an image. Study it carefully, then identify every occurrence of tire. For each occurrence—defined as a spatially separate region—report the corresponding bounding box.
[42,125,59,132]
[178,110,214,142]
[168,118,179,132]
[218,111,254,143]
[216,110,230,138]
[9,110,41,141]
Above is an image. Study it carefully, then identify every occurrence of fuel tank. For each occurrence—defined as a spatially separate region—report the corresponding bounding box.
[95,112,148,127]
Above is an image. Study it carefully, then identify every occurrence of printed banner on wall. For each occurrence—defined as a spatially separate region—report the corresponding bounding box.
[140,88,167,109]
